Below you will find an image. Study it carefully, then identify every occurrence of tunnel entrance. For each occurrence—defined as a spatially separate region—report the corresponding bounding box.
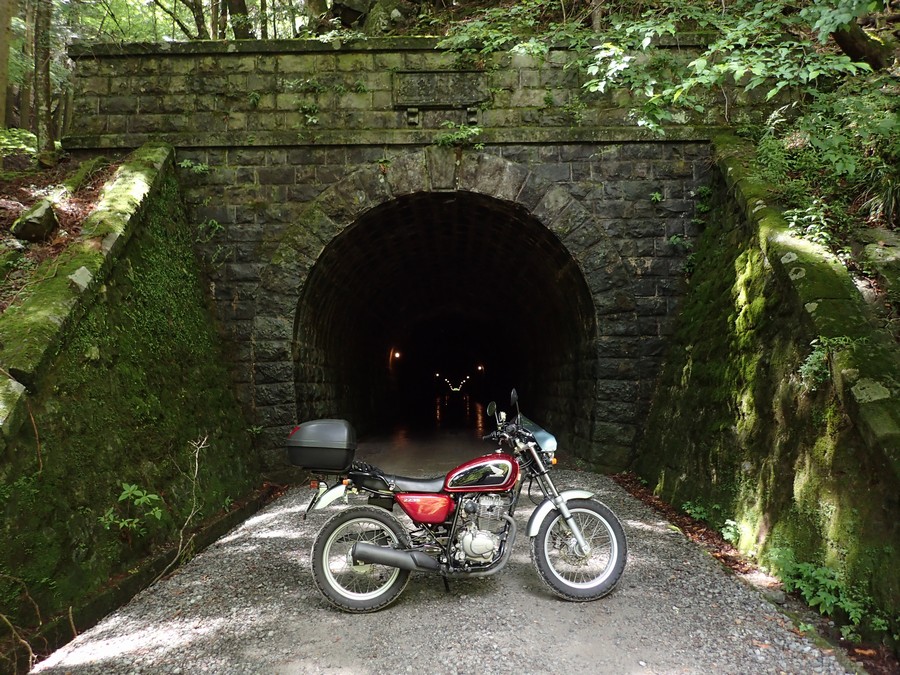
[293,190,598,450]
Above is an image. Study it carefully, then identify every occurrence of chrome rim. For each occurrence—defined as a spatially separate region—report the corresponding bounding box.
[543,508,617,588]
[322,518,402,600]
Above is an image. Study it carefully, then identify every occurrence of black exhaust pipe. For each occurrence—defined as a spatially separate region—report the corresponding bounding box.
[351,542,440,572]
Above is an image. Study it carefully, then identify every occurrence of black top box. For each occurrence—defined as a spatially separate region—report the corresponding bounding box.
[286,418,356,474]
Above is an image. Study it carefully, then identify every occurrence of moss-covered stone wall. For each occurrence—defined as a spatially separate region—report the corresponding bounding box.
[636,133,900,632]
[0,144,261,657]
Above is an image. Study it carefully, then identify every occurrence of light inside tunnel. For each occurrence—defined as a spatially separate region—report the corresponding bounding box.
[293,191,597,438]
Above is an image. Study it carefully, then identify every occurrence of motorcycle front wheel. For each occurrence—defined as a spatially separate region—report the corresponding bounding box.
[311,505,411,613]
[530,498,627,601]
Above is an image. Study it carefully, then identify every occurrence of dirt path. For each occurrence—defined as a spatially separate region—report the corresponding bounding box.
[30,464,858,675]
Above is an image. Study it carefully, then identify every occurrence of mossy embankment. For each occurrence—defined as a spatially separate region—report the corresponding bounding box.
[0,144,262,666]
[636,133,900,641]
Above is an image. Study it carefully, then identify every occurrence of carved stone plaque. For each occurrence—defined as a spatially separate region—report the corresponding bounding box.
[392,71,489,109]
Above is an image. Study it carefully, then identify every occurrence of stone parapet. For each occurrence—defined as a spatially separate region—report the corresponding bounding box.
[0,144,173,445]
[64,38,748,152]
[714,133,900,475]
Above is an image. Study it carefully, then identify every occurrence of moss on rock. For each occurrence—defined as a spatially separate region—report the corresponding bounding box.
[636,133,900,636]
[0,147,260,640]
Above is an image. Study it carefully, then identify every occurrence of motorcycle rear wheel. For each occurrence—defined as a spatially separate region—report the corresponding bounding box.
[530,498,627,601]
[311,506,411,612]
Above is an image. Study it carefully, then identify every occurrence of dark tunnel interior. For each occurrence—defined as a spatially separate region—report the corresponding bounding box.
[293,191,597,442]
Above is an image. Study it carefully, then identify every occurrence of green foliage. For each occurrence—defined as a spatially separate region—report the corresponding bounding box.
[561,95,588,125]
[682,499,714,522]
[784,199,839,249]
[434,122,484,149]
[437,0,549,58]
[437,0,596,68]
[299,103,320,126]
[583,0,874,132]
[98,483,164,537]
[798,336,864,391]
[0,128,37,158]
[769,547,885,639]
[754,73,899,236]
[799,0,884,43]
[302,19,367,47]
[177,158,210,175]
[197,218,223,243]
[289,78,328,94]
[721,519,741,545]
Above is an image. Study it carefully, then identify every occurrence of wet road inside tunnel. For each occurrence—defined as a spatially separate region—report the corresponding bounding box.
[354,393,494,478]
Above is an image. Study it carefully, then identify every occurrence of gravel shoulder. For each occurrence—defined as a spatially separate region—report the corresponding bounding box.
[31,471,859,675]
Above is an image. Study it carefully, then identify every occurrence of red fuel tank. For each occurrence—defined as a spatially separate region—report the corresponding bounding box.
[444,453,519,493]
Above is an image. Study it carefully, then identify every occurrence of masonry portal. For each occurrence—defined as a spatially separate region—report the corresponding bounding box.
[293,191,596,438]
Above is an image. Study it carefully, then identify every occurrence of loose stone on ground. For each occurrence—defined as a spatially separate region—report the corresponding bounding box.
[31,472,858,675]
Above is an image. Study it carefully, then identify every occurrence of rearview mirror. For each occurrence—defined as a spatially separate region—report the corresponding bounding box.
[486,401,496,417]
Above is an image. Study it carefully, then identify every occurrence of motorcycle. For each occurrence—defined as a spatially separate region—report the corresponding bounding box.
[287,390,627,613]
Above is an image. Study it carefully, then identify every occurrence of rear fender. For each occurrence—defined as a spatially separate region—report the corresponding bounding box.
[526,489,594,537]
[310,483,347,512]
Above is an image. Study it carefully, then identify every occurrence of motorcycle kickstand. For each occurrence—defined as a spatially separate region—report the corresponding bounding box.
[442,576,451,593]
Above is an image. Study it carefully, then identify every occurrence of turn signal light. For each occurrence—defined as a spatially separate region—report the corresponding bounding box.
[342,478,351,485]
[551,457,558,465]
[310,480,319,490]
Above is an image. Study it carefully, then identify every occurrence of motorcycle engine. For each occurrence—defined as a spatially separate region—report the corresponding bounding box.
[455,494,512,563]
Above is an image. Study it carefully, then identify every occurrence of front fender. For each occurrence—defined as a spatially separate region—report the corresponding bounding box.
[526,489,594,537]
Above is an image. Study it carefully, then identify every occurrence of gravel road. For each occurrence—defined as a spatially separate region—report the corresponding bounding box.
[31,470,858,675]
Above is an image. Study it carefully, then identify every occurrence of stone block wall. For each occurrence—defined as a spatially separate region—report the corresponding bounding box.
[65,39,715,468]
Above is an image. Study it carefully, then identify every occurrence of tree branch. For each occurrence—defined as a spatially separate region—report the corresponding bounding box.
[151,0,201,39]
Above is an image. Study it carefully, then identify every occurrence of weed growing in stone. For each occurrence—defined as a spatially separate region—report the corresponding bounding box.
[177,159,210,175]
[798,336,864,391]
[434,121,484,150]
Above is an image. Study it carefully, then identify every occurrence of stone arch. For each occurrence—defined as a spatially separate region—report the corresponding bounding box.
[254,147,637,462]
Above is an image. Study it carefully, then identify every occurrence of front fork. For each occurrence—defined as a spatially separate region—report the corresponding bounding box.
[526,443,592,557]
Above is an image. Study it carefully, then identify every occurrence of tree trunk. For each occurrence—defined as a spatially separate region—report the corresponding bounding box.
[260,0,268,39]
[153,0,210,39]
[0,0,16,128]
[21,0,34,132]
[284,0,297,37]
[591,0,603,32]
[211,0,219,39]
[217,0,228,38]
[34,0,53,159]
[185,0,211,39]
[226,0,253,38]
[306,0,328,24]
[832,20,894,71]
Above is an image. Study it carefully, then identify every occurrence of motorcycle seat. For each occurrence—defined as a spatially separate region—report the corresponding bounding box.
[382,474,446,493]
[349,463,445,494]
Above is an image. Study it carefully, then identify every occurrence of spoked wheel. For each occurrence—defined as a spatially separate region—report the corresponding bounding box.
[311,506,411,612]
[530,498,627,601]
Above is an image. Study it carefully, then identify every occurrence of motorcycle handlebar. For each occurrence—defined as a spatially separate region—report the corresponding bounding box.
[482,424,527,444]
